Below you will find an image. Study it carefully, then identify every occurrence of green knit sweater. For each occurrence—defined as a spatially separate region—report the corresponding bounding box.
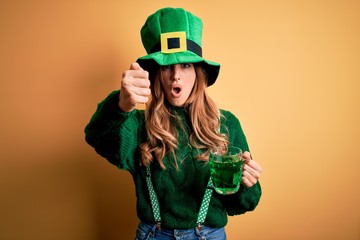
[85,90,261,229]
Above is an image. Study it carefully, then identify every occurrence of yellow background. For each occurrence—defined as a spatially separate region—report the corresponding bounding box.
[0,0,359,239]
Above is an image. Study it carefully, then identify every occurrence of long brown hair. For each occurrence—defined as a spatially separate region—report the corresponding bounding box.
[139,64,228,169]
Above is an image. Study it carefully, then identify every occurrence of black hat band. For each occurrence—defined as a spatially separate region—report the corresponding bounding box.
[150,35,202,57]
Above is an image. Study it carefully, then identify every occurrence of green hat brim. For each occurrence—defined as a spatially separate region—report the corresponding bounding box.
[137,51,220,87]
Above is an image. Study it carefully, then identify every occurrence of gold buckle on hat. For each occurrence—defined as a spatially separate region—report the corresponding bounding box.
[160,31,187,54]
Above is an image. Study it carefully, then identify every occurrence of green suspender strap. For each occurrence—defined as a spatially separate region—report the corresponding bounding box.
[145,166,162,230]
[145,166,214,231]
[196,176,214,231]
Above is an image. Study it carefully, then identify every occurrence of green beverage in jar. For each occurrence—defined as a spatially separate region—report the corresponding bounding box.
[209,146,243,195]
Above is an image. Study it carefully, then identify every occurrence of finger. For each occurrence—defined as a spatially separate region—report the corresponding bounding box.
[245,160,263,175]
[128,94,149,105]
[122,70,150,85]
[120,82,150,104]
[131,85,151,97]
[242,171,257,187]
[241,151,251,162]
[243,164,261,179]
[130,63,150,81]
[130,62,143,71]
[122,74,150,97]
[241,177,253,188]
[133,77,151,88]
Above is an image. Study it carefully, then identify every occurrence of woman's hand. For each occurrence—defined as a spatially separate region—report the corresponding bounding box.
[119,62,151,112]
[241,151,262,188]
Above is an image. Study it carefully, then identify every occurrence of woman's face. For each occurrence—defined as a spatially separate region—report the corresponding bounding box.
[160,63,196,107]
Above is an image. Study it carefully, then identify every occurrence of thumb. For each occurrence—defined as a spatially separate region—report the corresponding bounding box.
[130,62,143,71]
[241,151,251,162]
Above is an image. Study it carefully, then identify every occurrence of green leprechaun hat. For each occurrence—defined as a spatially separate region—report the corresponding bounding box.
[136,7,220,86]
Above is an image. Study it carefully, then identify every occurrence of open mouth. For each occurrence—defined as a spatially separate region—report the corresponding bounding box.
[171,86,182,97]
[173,87,181,94]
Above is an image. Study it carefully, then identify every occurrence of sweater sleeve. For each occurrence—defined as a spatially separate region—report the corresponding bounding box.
[84,90,144,174]
[221,182,262,216]
[219,110,262,215]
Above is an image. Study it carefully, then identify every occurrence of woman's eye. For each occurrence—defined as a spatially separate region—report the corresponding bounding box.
[161,65,171,70]
[181,63,191,68]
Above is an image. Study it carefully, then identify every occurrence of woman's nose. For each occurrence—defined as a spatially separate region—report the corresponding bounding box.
[172,65,181,81]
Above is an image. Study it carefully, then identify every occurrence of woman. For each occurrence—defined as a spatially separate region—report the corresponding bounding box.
[85,7,262,240]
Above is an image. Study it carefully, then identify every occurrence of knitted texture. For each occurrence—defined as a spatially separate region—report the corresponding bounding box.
[85,90,262,229]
